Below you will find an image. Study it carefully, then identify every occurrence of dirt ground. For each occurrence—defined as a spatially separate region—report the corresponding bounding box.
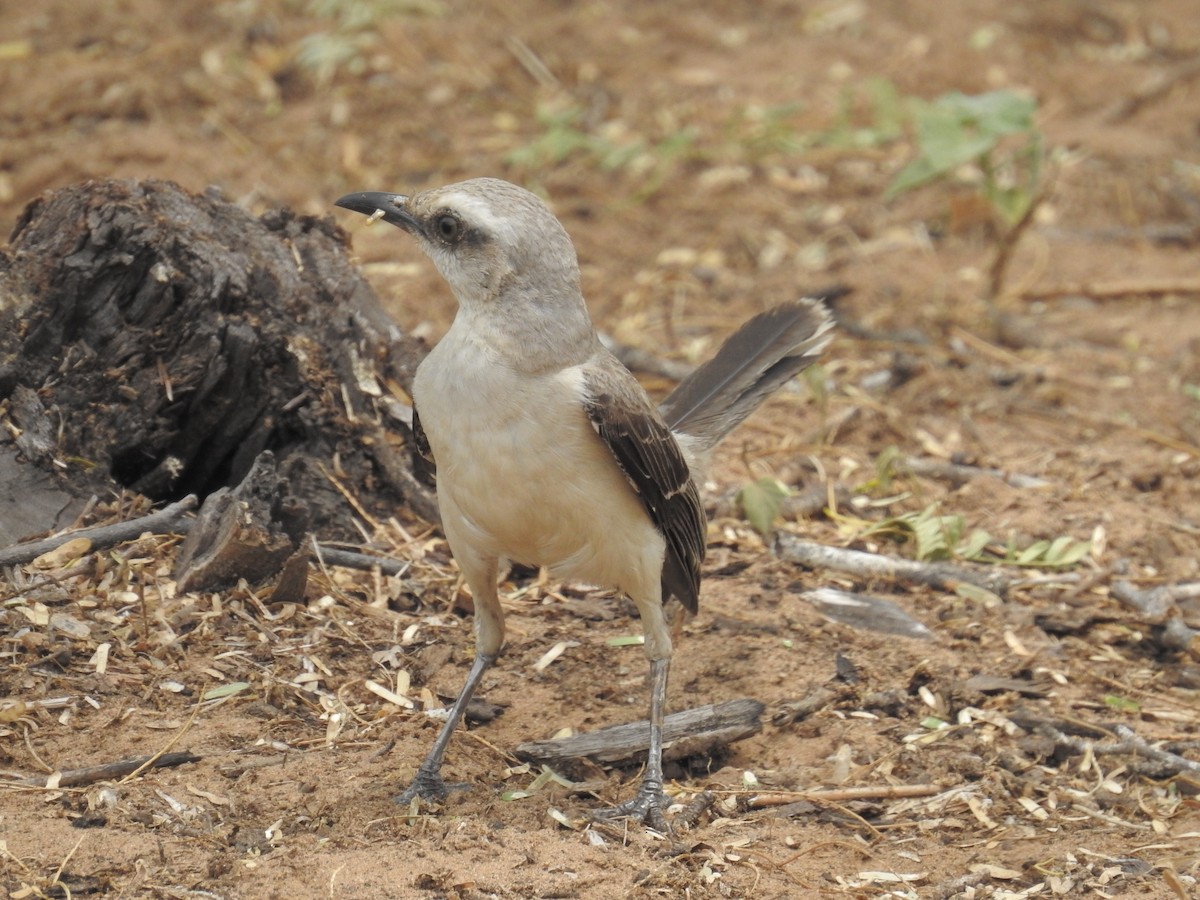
[3,1,1200,897]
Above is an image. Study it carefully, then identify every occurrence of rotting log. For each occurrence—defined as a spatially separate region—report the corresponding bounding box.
[0,178,435,548]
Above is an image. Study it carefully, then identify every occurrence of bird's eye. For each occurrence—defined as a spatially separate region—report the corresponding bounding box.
[433,214,462,243]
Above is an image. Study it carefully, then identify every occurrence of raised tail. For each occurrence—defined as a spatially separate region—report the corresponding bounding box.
[660,296,835,451]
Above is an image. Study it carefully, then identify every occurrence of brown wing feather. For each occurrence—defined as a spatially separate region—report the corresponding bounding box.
[411,406,437,488]
[582,366,706,614]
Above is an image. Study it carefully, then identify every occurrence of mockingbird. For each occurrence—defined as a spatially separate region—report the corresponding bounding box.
[336,178,832,826]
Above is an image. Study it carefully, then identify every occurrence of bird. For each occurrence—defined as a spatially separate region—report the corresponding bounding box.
[335,178,832,827]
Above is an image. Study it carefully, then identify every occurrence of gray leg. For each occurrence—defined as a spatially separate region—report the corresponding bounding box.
[591,657,671,830]
[395,650,496,804]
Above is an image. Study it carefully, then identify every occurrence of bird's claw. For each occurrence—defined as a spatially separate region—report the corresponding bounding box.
[394,769,468,806]
[590,783,671,832]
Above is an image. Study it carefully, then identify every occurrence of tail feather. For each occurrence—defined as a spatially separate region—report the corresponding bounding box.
[660,297,834,450]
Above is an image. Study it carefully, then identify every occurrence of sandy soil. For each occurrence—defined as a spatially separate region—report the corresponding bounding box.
[2,1,1199,897]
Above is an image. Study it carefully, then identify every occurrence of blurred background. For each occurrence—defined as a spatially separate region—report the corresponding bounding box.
[4,0,1197,349]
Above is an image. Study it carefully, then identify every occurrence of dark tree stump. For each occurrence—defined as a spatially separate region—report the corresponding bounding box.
[0,178,434,546]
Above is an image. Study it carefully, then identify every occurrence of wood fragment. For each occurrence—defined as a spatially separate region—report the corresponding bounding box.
[801,588,933,640]
[673,790,716,829]
[173,452,308,594]
[514,698,764,766]
[772,687,841,725]
[11,752,201,788]
[962,674,1049,698]
[1111,581,1200,656]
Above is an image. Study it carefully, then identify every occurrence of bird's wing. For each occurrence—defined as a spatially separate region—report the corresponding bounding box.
[411,406,437,487]
[582,360,705,614]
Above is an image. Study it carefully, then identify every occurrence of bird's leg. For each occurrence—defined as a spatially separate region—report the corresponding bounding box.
[591,656,672,830]
[395,650,496,804]
[397,521,504,806]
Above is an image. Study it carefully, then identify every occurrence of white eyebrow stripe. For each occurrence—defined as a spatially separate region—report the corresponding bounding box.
[437,191,513,242]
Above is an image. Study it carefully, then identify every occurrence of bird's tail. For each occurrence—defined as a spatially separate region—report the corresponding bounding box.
[660,295,835,452]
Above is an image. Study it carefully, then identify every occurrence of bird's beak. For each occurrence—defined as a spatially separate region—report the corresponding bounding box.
[334,191,422,234]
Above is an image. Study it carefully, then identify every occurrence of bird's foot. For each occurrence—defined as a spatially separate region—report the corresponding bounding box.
[394,768,468,807]
[590,782,671,832]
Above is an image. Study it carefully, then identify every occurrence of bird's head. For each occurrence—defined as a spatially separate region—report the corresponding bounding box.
[336,178,584,314]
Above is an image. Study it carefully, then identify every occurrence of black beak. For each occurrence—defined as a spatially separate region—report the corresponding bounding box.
[335,191,422,234]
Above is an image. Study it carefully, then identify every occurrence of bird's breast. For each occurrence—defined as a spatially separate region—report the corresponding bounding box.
[412,332,663,593]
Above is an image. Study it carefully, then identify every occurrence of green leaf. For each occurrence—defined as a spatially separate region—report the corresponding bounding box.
[958,528,994,561]
[954,582,1003,606]
[738,477,791,535]
[1015,540,1050,565]
[202,682,251,701]
[606,635,645,647]
[1103,694,1141,713]
[911,511,950,561]
[886,89,1039,201]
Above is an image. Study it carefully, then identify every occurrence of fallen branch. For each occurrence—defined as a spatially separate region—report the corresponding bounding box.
[0,492,411,578]
[9,752,201,788]
[773,533,1012,597]
[0,495,198,568]
[314,545,411,577]
[1019,716,1200,779]
[515,698,764,767]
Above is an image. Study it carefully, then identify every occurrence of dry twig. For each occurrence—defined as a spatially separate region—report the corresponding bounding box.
[9,751,201,788]
[899,455,1050,489]
[747,784,939,808]
[0,495,198,568]
[773,533,1012,596]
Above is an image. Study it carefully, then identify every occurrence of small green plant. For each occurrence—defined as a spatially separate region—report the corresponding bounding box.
[720,79,906,162]
[506,101,696,199]
[295,0,443,83]
[816,77,907,150]
[885,89,1043,227]
[886,89,1046,303]
[723,103,807,160]
[1103,694,1141,713]
[862,504,1091,568]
